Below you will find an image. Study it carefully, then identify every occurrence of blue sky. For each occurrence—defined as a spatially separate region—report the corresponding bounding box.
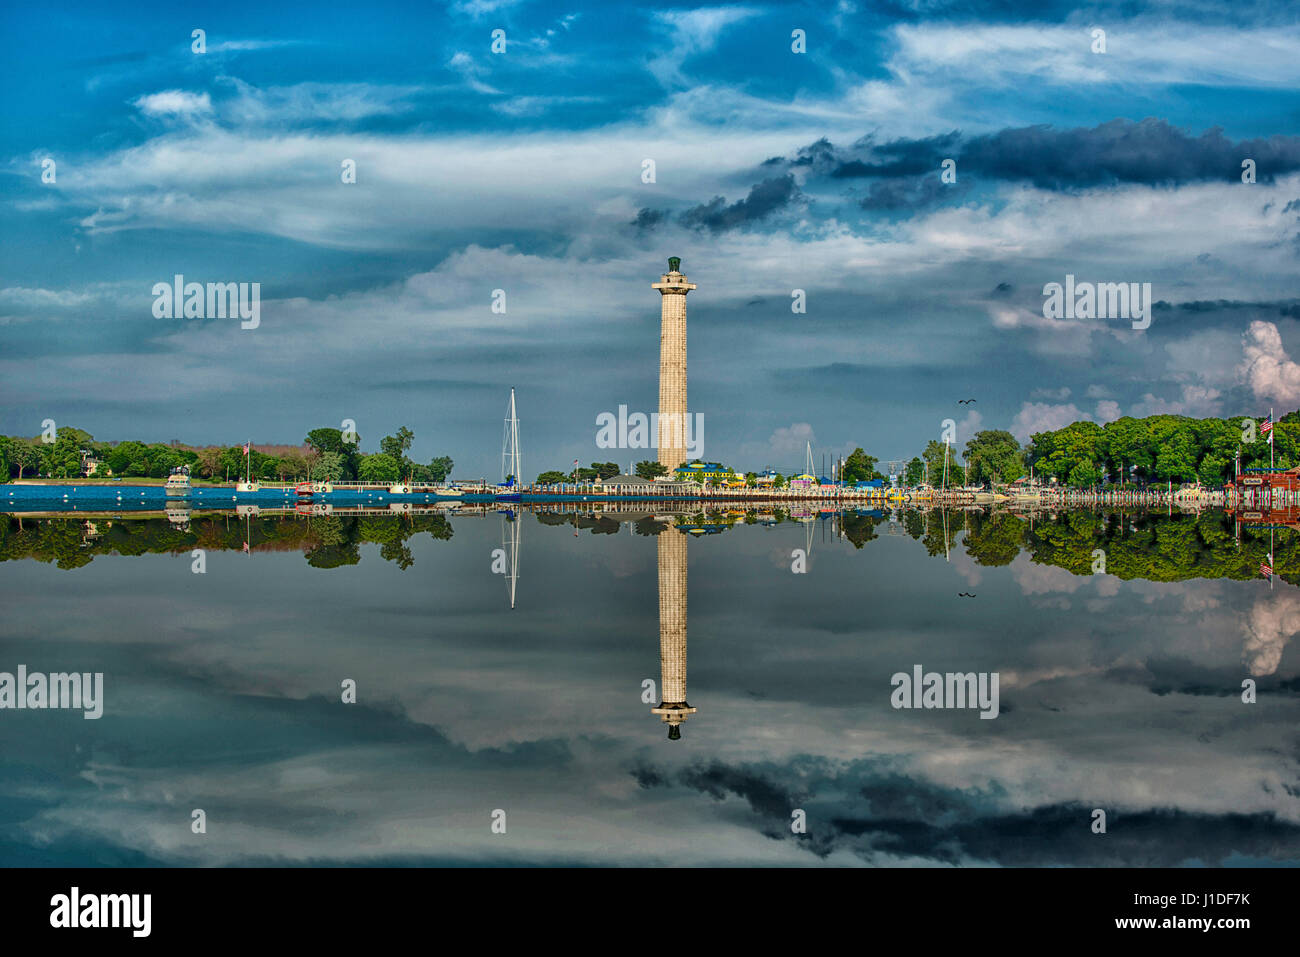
[2,0,1300,477]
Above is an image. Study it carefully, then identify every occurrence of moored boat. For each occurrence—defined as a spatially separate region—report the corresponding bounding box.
[165,467,191,497]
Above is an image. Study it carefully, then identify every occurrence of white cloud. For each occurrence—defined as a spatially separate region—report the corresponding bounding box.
[217,78,423,124]
[1010,402,1090,441]
[764,423,817,460]
[1240,320,1300,409]
[648,6,759,87]
[1032,386,1071,400]
[1094,399,1122,422]
[888,21,1300,90]
[957,408,982,441]
[446,51,502,95]
[132,90,212,117]
[1129,384,1222,418]
[206,39,302,54]
[1243,592,1300,676]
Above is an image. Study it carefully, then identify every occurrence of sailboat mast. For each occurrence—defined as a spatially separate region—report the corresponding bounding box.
[502,388,522,486]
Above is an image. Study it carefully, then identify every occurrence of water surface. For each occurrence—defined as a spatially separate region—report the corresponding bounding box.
[1,506,1297,866]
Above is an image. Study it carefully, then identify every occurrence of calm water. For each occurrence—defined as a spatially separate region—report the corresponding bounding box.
[1,506,1297,866]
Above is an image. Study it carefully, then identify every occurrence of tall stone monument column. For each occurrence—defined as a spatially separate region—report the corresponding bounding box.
[651,257,696,473]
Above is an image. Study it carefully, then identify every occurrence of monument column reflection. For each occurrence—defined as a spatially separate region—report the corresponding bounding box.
[652,528,696,739]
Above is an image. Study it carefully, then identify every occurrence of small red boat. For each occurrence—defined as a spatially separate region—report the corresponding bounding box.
[295,482,314,497]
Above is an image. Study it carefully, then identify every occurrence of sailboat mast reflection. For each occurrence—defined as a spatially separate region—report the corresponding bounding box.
[501,510,520,609]
[651,527,696,739]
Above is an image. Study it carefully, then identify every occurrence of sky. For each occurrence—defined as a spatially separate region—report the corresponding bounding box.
[2,0,1300,479]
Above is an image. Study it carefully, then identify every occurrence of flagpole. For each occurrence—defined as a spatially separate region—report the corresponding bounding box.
[1270,407,1274,470]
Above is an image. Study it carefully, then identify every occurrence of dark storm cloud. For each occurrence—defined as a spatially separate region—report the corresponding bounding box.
[831,131,962,178]
[630,175,800,233]
[630,207,666,230]
[859,174,969,210]
[1145,297,1300,317]
[679,175,800,232]
[963,120,1300,187]
[676,759,809,817]
[802,120,1300,189]
[642,757,1300,866]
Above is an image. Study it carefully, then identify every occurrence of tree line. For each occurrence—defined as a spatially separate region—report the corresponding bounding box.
[890,412,1300,490]
[0,425,454,485]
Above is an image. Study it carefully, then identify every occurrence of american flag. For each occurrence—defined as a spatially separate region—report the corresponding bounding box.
[242,541,250,554]
[1261,416,1273,436]
[1260,559,1272,577]
[243,442,251,454]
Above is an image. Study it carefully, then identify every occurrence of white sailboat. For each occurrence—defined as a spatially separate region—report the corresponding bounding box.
[498,388,522,501]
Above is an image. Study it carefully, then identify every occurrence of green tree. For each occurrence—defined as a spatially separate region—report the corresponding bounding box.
[105,440,153,477]
[380,426,415,472]
[922,440,965,486]
[536,470,568,484]
[428,456,454,482]
[217,445,250,482]
[1153,425,1199,483]
[1066,461,1101,488]
[635,460,668,480]
[193,447,222,479]
[358,453,403,482]
[964,430,1024,485]
[904,456,924,486]
[12,443,42,479]
[1029,421,1104,484]
[311,451,345,481]
[42,438,83,478]
[306,428,360,479]
[841,448,883,483]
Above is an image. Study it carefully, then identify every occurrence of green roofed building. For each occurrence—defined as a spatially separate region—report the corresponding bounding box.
[673,461,735,483]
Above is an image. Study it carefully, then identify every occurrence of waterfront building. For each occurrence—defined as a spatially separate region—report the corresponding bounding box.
[673,461,733,483]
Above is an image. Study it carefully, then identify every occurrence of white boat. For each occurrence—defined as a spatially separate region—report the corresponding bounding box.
[165,467,191,497]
